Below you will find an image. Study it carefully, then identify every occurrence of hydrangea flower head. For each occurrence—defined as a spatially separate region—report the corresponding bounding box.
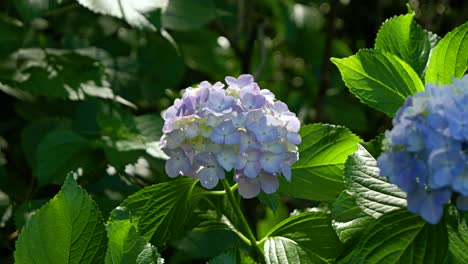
[160,74,301,198]
[377,74,468,224]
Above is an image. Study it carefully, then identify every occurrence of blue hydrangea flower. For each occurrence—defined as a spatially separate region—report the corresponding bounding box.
[377,74,468,224]
[161,74,301,198]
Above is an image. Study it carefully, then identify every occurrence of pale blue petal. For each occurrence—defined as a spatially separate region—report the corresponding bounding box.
[237,177,260,199]
[258,172,279,194]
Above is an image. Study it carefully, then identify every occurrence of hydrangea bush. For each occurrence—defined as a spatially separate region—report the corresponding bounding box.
[378,75,468,224]
[11,6,468,264]
[160,74,301,198]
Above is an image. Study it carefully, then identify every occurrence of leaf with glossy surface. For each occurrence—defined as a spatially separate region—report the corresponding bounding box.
[344,209,447,264]
[76,0,167,31]
[262,211,343,263]
[115,177,197,247]
[279,124,361,201]
[14,175,107,264]
[425,21,468,84]
[344,144,406,218]
[331,49,424,116]
[375,14,435,76]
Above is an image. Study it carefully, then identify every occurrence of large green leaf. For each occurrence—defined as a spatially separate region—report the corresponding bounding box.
[14,175,107,264]
[344,144,406,218]
[262,212,343,263]
[425,21,468,84]
[105,206,163,264]
[76,0,166,31]
[344,209,447,263]
[115,177,197,247]
[448,217,468,263]
[331,49,424,116]
[279,124,361,201]
[264,236,316,264]
[374,14,435,76]
[161,0,217,31]
[36,129,98,186]
[331,192,374,248]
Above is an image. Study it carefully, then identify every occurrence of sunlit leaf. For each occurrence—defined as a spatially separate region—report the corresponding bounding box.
[14,175,107,264]
[425,21,468,84]
[262,212,343,263]
[332,49,424,116]
[279,124,361,201]
[76,0,167,31]
[375,13,436,76]
[344,144,406,218]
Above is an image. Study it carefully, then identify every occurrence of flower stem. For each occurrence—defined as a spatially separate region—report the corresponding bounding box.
[221,179,264,263]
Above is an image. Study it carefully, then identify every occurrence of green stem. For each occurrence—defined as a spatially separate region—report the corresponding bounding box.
[221,179,264,263]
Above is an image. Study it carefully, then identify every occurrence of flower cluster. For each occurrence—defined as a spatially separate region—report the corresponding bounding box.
[160,74,301,198]
[377,74,468,224]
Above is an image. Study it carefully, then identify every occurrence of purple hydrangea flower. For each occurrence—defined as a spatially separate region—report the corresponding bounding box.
[161,74,301,198]
[377,74,468,224]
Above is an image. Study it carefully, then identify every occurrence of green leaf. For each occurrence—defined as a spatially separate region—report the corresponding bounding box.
[36,129,97,186]
[19,51,106,97]
[105,206,163,264]
[425,21,468,84]
[374,14,435,76]
[279,124,362,201]
[172,29,234,79]
[76,0,167,31]
[360,133,384,158]
[331,49,424,116]
[136,34,185,101]
[345,209,448,264]
[209,248,240,264]
[14,199,48,230]
[14,175,107,264]
[0,18,26,56]
[21,118,65,169]
[14,0,58,21]
[171,209,241,261]
[115,177,197,247]
[162,0,217,31]
[262,212,343,262]
[448,217,468,263]
[331,192,374,248]
[344,144,406,218]
[264,236,316,264]
[257,203,289,240]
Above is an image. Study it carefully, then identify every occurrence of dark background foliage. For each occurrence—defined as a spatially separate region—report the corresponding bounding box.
[0,0,465,262]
